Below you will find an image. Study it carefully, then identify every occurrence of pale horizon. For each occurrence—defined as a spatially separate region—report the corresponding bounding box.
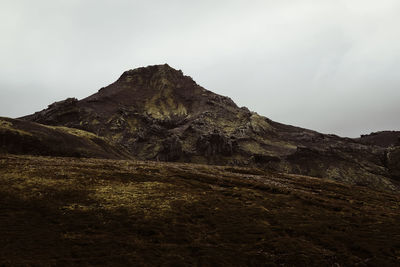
[1,0,399,137]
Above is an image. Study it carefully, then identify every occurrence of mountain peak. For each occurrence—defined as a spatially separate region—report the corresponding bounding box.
[78,64,212,120]
[117,64,187,86]
[84,64,202,107]
[124,63,181,75]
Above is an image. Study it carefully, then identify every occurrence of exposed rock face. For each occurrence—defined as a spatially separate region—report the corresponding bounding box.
[20,64,400,191]
[357,131,400,148]
[158,135,182,161]
[196,130,236,157]
[387,147,400,180]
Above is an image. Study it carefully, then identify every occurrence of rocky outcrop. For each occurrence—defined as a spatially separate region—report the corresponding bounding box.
[157,135,183,161]
[358,131,400,148]
[196,130,237,157]
[387,146,400,180]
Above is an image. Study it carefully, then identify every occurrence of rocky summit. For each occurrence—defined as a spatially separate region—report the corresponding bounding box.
[14,64,400,191]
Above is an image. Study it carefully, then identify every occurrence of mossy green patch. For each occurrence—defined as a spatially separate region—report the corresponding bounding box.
[44,125,100,140]
[239,140,267,154]
[250,113,273,133]
[144,86,187,119]
[0,119,32,136]
[92,181,196,215]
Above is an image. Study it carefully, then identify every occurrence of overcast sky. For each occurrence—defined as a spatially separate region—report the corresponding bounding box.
[0,0,399,137]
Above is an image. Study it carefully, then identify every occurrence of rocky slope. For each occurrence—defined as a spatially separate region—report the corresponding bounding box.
[20,64,400,190]
[358,131,400,148]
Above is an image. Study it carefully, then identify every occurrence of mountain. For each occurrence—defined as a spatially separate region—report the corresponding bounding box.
[16,64,400,190]
[3,64,400,265]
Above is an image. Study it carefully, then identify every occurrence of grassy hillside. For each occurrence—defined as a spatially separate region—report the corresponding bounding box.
[1,154,399,266]
[0,117,130,159]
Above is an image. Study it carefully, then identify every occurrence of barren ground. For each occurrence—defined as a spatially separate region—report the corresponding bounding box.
[0,154,399,266]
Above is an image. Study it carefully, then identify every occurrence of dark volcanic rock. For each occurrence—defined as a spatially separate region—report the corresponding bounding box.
[357,131,400,148]
[158,135,183,161]
[19,64,399,190]
[387,146,400,180]
[196,130,236,157]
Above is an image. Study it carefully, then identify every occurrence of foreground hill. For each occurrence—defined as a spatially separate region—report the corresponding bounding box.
[20,64,400,190]
[0,154,399,266]
[0,117,129,159]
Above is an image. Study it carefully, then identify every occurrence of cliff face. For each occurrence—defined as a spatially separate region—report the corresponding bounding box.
[20,64,400,191]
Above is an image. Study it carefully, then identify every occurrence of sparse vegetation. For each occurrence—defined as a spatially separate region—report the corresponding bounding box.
[0,117,129,159]
[0,119,32,136]
[44,125,100,140]
[1,154,399,266]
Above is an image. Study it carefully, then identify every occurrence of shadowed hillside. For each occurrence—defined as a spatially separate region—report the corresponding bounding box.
[0,117,130,159]
[0,154,399,266]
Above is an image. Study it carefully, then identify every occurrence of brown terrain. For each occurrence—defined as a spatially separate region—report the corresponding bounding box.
[1,64,400,265]
[1,154,399,266]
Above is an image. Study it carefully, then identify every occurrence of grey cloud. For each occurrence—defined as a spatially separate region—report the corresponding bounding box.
[0,0,399,137]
